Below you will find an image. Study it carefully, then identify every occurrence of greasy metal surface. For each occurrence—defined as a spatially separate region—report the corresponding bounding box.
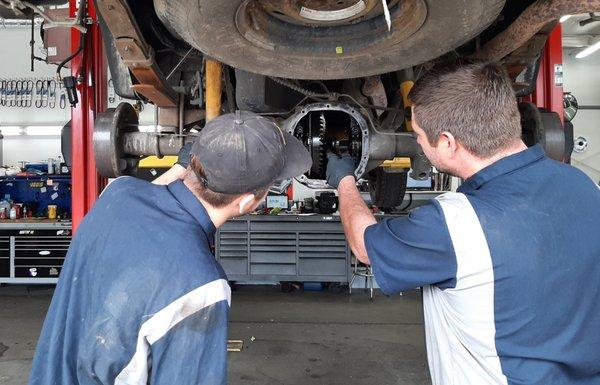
[121,132,192,157]
[96,0,177,106]
[158,106,205,128]
[93,102,141,177]
[283,102,370,182]
[476,0,600,61]
[95,0,148,50]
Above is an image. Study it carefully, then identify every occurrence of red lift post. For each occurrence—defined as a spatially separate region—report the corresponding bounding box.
[69,0,106,232]
[67,20,566,232]
[530,25,565,123]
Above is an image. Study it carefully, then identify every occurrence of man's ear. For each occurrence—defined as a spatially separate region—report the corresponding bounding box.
[439,131,458,156]
[238,194,256,214]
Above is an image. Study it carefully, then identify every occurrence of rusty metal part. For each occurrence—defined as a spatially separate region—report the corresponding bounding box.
[94,103,200,177]
[476,0,600,61]
[94,102,141,177]
[121,132,193,157]
[205,59,223,122]
[95,0,177,106]
[157,107,205,129]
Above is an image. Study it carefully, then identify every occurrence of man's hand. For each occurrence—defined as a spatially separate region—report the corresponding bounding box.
[326,152,356,188]
[152,142,192,185]
[175,141,193,169]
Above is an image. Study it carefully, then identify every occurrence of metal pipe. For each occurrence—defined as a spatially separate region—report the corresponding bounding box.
[366,131,430,178]
[205,59,222,122]
[122,132,195,157]
[368,131,421,160]
[178,82,184,136]
[475,0,600,61]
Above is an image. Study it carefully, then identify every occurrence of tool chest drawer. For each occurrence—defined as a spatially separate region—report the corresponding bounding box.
[216,215,350,282]
[0,222,72,283]
[14,236,71,257]
[0,236,9,277]
[217,231,248,275]
[15,265,63,278]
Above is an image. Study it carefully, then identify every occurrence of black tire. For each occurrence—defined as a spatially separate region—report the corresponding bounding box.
[60,120,72,167]
[519,102,565,161]
[154,0,505,80]
[368,168,407,210]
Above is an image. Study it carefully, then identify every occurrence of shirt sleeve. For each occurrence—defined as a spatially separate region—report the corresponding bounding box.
[364,200,457,294]
[149,300,229,385]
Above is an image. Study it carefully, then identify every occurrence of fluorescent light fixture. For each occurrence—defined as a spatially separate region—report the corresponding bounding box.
[25,126,63,136]
[0,126,25,136]
[559,15,572,23]
[576,41,600,59]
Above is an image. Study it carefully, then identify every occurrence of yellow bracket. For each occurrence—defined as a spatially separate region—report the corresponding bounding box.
[138,155,178,168]
[381,157,411,169]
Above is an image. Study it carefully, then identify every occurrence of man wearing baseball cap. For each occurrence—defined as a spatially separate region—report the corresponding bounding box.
[29,111,311,385]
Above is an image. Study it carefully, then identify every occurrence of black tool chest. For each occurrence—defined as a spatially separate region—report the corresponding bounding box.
[0,222,71,284]
[216,215,350,283]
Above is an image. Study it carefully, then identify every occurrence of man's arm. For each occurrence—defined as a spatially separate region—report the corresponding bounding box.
[152,142,192,185]
[152,164,186,185]
[326,152,376,264]
[327,153,458,294]
[338,176,376,264]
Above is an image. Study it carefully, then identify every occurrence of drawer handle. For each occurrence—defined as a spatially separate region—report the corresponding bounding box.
[39,250,51,256]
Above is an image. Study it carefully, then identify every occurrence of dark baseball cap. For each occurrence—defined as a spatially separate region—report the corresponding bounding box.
[190,111,312,194]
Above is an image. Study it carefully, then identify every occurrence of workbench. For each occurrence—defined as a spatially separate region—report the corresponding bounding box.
[0,220,71,284]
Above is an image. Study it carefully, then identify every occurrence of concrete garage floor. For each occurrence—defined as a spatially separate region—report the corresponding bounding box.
[0,285,430,385]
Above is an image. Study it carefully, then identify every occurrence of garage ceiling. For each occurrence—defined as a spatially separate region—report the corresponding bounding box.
[562,13,600,48]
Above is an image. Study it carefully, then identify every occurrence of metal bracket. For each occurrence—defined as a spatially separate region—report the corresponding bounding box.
[95,0,177,107]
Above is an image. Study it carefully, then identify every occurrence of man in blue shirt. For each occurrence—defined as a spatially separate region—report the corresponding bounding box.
[29,111,311,385]
[327,62,600,384]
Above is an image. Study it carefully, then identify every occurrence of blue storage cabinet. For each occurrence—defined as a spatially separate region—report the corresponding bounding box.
[0,175,71,218]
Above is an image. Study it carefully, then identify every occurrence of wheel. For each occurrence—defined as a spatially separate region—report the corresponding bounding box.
[368,167,407,210]
[519,102,565,162]
[60,120,72,167]
[154,0,505,79]
[93,103,141,178]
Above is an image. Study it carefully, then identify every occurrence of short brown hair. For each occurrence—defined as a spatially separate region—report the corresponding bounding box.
[409,61,521,158]
[184,157,270,208]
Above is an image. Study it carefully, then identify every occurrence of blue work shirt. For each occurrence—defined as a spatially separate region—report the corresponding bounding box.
[29,177,230,385]
[365,145,600,385]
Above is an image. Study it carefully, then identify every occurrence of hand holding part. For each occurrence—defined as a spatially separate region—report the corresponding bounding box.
[175,141,193,168]
[326,151,356,188]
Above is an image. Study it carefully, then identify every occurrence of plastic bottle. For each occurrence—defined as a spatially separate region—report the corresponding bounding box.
[9,207,16,220]
[56,156,63,175]
[47,158,54,175]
